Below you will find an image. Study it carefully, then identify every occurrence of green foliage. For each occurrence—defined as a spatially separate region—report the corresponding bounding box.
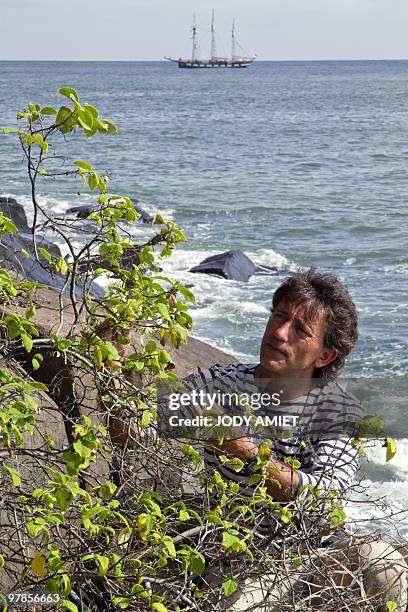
[0,84,379,611]
[222,576,238,597]
[330,506,346,526]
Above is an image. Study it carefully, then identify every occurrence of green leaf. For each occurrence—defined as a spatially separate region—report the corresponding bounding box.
[77,108,94,131]
[188,552,205,576]
[247,473,263,486]
[0,554,4,568]
[158,350,171,365]
[57,257,68,275]
[74,159,92,171]
[98,119,117,134]
[386,602,398,612]
[112,596,130,609]
[60,600,78,612]
[2,465,21,487]
[41,106,57,115]
[221,532,239,549]
[83,103,99,119]
[182,444,203,470]
[163,536,176,559]
[38,246,52,261]
[152,604,167,612]
[3,127,19,134]
[280,508,292,524]
[178,510,190,521]
[118,527,132,547]
[26,304,36,319]
[386,437,397,462]
[330,507,346,526]
[55,105,74,131]
[32,353,43,371]
[222,576,238,597]
[96,554,109,577]
[157,303,171,321]
[89,173,98,191]
[100,480,117,499]
[21,332,33,353]
[178,285,196,304]
[141,410,151,428]
[101,341,120,362]
[58,87,79,102]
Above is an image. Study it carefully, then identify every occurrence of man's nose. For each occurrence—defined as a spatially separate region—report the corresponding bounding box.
[273,320,291,341]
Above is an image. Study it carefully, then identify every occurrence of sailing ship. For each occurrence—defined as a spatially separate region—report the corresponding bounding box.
[165,11,256,69]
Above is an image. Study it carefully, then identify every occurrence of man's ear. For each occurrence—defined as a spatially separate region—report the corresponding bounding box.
[315,348,337,369]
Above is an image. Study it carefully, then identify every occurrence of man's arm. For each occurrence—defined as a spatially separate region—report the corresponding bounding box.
[207,436,300,502]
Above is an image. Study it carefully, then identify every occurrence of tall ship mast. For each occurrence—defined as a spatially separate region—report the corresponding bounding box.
[165,12,256,69]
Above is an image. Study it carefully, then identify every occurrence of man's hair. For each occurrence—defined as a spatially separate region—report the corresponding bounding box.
[272,268,358,384]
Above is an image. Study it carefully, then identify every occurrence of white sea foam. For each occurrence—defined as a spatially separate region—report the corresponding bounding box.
[343,438,408,534]
[345,479,408,536]
[247,248,294,270]
[384,263,408,275]
[364,438,408,479]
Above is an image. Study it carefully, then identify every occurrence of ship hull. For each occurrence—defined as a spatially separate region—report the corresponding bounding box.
[177,59,252,68]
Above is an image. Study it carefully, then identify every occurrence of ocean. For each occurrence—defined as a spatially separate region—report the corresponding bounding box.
[1,60,407,533]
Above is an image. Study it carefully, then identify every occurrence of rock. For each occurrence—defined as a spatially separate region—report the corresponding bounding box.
[0,228,105,300]
[168,335,238,378]
[189,250,257,282]
[67,198,154,224]
[189,251,283,282]
[0,195,29,230]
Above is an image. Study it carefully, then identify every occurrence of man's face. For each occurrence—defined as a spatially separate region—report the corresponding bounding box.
[259,298,336,380]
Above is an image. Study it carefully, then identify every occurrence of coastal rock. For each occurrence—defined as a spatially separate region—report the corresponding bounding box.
[189,250,282,281]
[0,229,101,297]
[0,195,29,230]
[189,250,257,282]
[67,198,154,224]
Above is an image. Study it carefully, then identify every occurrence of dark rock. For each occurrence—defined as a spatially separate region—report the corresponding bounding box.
[0,230,105,299]
[67,198,154,224]
[0,196,29,230]
[189,250,257,282]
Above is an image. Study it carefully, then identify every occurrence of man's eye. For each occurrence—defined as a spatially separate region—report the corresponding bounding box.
[296,325,309,337]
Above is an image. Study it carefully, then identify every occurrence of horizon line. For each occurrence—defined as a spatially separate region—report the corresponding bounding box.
[1,57,408,63]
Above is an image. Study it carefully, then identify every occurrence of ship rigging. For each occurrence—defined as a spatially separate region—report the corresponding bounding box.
[165,11,256,69]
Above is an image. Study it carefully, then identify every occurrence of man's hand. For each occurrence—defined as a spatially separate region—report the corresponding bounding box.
[190,403,299,501]
[206,431,299,502]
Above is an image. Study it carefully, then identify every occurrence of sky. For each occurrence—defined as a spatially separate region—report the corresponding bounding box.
[1,0,408,61]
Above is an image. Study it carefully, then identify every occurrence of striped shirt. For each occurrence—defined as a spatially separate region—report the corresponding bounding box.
[184,363,361,504]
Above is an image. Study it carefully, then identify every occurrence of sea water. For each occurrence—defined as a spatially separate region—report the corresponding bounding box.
[1,60,407,532]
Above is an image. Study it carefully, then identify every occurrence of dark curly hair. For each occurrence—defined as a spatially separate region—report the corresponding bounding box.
[272,268,358,384]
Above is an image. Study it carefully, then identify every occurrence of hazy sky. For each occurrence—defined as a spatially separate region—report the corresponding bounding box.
[1,0,408,61]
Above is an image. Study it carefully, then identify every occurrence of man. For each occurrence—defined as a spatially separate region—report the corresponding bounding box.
[184,267,360,504]
[181,268,407,610]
